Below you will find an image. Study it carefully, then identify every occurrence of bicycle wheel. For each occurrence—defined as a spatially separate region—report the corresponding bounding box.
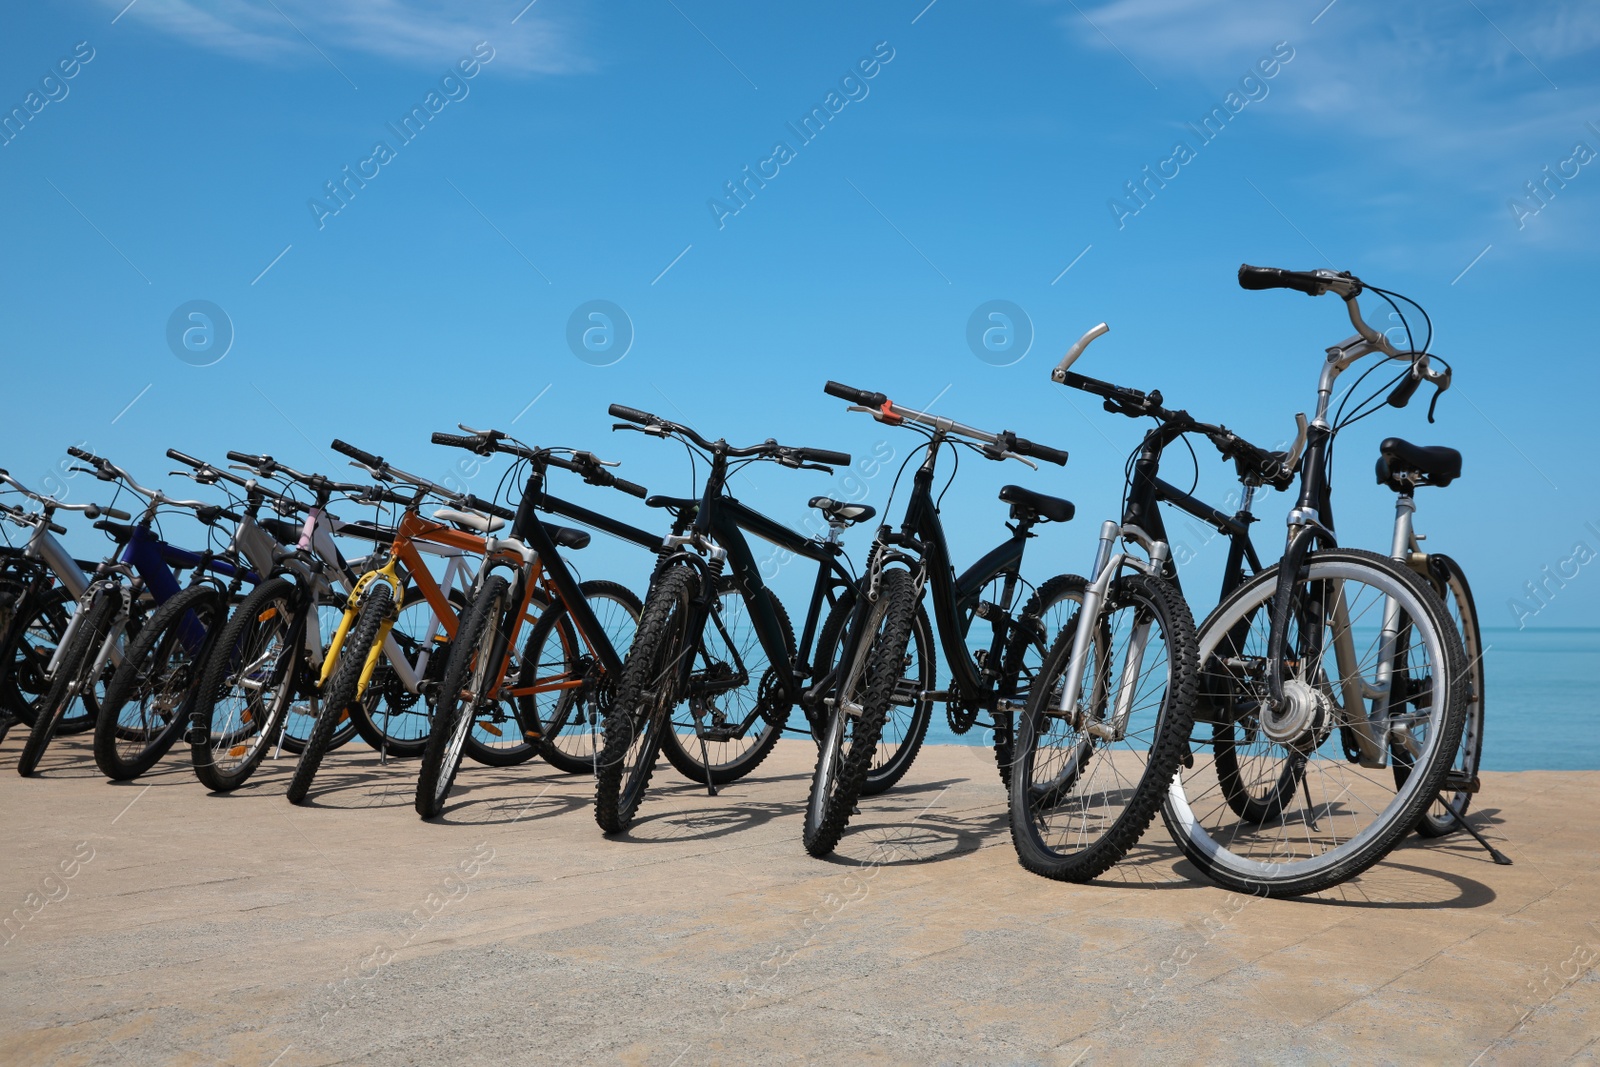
[190,577,304,792]
[659,583,792,787]
[803,568,918,857]
[415,575,509,818]
[519,580,643,775]
[594,565,697,834]
[277,598,358,756]
[1404,553,1483,838]
[349,587,464,759]
[94,583,221,780]
[1,585,73,725]
[1008,572,1197,882]
[287,582,393,804]
[995,573,1090,789]
[17,587,119,776]
[1163,548,1467,897]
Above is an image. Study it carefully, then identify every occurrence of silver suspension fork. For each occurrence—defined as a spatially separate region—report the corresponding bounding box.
[1055,521,1119,726]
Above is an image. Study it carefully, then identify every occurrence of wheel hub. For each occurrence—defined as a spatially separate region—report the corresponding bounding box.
[1262,679,1330,748]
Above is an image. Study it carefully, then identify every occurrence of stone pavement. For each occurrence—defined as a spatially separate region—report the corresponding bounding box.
[1,732,1595,1065]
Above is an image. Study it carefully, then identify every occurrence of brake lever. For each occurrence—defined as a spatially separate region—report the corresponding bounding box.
[1003,452,1039,471]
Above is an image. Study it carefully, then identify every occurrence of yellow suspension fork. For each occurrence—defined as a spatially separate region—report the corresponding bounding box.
[318,561,405,697]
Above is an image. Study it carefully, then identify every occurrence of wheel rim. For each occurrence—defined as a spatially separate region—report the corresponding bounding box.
[438,592,503,803]
[1168,558,1453,882]
[668,587,781,774]
[208,596,295,773]
[810,592,891,824]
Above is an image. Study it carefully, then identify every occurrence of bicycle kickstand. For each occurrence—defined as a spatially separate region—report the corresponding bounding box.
[1437,793,1513,865]
[698,733,718,797]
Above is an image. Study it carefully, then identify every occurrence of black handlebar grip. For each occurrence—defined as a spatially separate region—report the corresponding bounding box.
[822,381,888,408]
[166,448,204,468]
[607,404,656,425]
[611,477,649,499]
[1237,264,1324,296]
[225,450,262,465]
[330,439,384,468]
[461,494,517,521]
[430,432,482,451]
[1013,437,1069,466]
[1387,369,1423,409]
[67,446,104,463]
[799,447,852,467]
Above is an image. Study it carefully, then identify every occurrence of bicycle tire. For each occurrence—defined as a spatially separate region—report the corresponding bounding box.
[803,568,918,857]
[1405,553,1483,837]
[520,579,643,776]
[277,598,358,756]
[1008,572,1197,882]
[93,583,221,780]
[348,586,467,759]
[190,577,304,792]
[858,598,934,797]
[658,585,792,787]
[1163,547,1467,897]
[415,575,509,818]
[594,565,697,834]
[17,587,118,777]
[287,582,393,804]
[995,573,1090,790]
[1,585,73,725]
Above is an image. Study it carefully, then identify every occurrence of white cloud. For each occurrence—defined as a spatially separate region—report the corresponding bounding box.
[100,0,583,75]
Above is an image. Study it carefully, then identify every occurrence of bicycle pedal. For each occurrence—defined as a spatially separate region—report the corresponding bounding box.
[1442,770,1480,794]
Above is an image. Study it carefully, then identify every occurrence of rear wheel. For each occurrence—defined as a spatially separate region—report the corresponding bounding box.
[519,580,643,775]
[1404,553,1483,838]
[1008,573,1197,882]
[803,568,917,858]
[277,598,357,756]
[415,576,509,818]
[287,582,393,804]
[659,583,792,787]
[349,587,465,759]
[18,588,119,777]
[190,577,304,793]
[595,565,697,834]
[94,583,221,780]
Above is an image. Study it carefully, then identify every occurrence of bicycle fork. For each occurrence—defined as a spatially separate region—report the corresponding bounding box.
[1055,521,1161,742]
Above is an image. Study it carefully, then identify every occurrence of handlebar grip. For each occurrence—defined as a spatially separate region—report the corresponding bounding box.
[430,432,483,452]
[225,450,262,466]
[166,449,204,468]
[67,446,105,464]
[1386,369,1423,409]
[103,506,132,521]
[822,381,888,408]
[1237,264,1324,296]
[1013,437,1069,467]
[461,494,517,521]
[330,439,384,468]
[610,477,649,499]
[607,404,656,426]
[799,447,852,468]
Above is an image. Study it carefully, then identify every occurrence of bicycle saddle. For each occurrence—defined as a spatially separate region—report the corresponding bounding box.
[998,485,1075,524]
[93,519,135,543]
[261,517,304,546]
[541,523,591,550]
[432,507,506,535]
[1375,437,1461,491]
[809,496,876,525]
[645,495,698,512]
[338,520,399,543]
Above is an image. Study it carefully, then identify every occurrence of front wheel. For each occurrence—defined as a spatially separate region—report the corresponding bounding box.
[18,587,120,777]
[1164,548,1467,898]
[996,573,1090,790]
[803,568,918,858]
[415,575,509,819]
[1008,572,1196,882]
[94,583,222,780]
[1,585,73,726]
[594,565,698,834]
[287,582,394,804]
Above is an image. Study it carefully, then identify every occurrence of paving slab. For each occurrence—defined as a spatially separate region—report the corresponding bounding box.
[1,734,1595,1066]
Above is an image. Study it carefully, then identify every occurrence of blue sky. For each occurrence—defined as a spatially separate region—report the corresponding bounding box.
[2,0,1598,631]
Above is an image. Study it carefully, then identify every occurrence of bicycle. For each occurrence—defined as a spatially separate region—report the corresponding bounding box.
[1035,265,1470,896]
[0,471,119,732]
[414,427,655,818]
[17,448,253,778]
[806,383,1078,857]
[593,404,864,834]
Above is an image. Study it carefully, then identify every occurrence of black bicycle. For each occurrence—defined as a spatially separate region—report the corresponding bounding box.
[805,383,1078,857]
[593,404,867,834]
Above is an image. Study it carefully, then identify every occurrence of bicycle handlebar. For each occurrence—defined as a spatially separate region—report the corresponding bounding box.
[826,383,1064,467]
[331,438,385,470]
[606,406,843,471]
